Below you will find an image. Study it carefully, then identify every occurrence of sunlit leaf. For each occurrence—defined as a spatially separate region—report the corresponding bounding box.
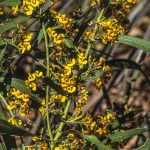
[118,35,150,54]
[0,143,7,150]
[0,0,20,6]
[109,128,147,142]
[0,16,30,34]
[65,38,75,49]
[0,46,6,61]
[37,28,43,45]
[82,134,113,150]
[133,138,150,150]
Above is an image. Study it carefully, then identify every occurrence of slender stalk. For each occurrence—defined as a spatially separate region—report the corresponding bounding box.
[54,100,72,142]
[42,23,54,146]
[85,8,105,57]
[0,93,14,117]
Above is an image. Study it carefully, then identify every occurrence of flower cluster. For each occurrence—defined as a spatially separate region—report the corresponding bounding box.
[15,29,33,54]
[84,57,111,90]
[25,71,43,91]
[83,112,116,137]
[47,27,65,51]
[51,94,67,103]
[0,7,3,15]
[54,145,68,150]
[8,117,24,126]
[123,0,136,12]
[74,84,88,114]
[98,18,125,44]
[66,133,84,149]
[22,0,45,15]
[26,137,49,150]
[50,9,73,31]
[77,50,88,66]
[7,88,31,117]
[55,133,84,150]
[60,59,77,93]
[0,0,138,149]
[89,0,101,8]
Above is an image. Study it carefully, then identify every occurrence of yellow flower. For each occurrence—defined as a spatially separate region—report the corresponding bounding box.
[55,145,68,150]
[25,71,43,91]
[22,0,45,15]
[98,18,125,44]
[0,7,3,15]
[47,27,64,51]
[51,94,67,103]
[64,59,76,75]
[90,0,101,8]
[50,9,73,30]
[16,32,33,54]
[39,141,49,150]
[61,76,76,93]
[26,81,37,91]
[96,126,109,135]
[28,73,36,82]
[78,52,87,65]
[19,108,28,116]
[34,71,43,77]
[12,5,19,14]
[23,4,34,15]
[8,117,24,126]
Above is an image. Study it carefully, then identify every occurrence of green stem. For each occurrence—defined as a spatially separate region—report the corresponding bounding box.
[42,23,54,146]
[54,100,71,142]
[0,93,14,117]
[85,8,105,57]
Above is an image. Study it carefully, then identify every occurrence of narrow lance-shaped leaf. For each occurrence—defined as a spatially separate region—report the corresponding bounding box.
[0,45,6,61]
[0,0,20,6]
[0,16,30,34]
[133,138,150,150]
[118,35,150,54]
[37,27,43,45]
[108,128,147,142]
[0,143,7,150]
[82,134,113,150]
[0,119,34,136]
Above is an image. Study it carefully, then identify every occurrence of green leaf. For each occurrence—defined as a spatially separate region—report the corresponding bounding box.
[134,138,150,150]
[0,77,40,102]
[118,35,150,54]
[0,46,6,61]
[111,120,120,129]
[82,134,113,150]
[109,128,147,142]
[0,119,33,136]
[0,106,8,121]
[0,16,30,34]
[65,38,75,49]
[0,143,7,150]
[37,28,43,45]
[2,38,18,48]
[81,70,103,81]
[0,0,20,6]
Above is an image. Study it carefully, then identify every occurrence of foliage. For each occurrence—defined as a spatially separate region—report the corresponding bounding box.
[0,0,149,149]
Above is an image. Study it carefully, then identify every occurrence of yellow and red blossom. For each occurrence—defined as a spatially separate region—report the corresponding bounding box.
[47,27,65,51]
[25,71,43,91]
[98,18,125,44]
[50,9,73,31]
